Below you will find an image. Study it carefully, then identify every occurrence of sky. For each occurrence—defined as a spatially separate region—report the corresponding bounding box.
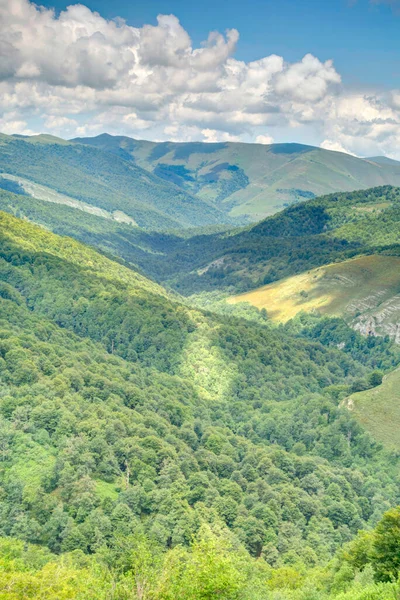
[1,0,400,157]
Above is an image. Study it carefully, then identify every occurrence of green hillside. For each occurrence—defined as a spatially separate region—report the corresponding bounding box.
[3,182,400,335]
[144,186,400,299]
[228,255,400,340]
[0,210,400,579]
[0,198,399,598]
[0,133,228,230]
[0,173,138,224]
[344,368,400,451]
[0,188,175,275]
[75,133,400,220]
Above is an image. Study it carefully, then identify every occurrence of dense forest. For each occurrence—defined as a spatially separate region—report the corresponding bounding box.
[0,210,399,598]
[157,186,400,295]
[2,183,400,298]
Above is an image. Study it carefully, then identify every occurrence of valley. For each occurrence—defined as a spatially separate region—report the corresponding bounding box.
[0,134,399,599]
[3,0,400,594]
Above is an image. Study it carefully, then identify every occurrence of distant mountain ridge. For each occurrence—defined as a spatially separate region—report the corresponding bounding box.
[74,133,400,220]
[0,133,230,230]
[3,130,400,229]
[366,156,400,166]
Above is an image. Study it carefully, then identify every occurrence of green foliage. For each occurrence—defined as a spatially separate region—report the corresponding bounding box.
[0,210,399,599]
[0,538,116,599]
[369,371,384,388]
[0,211,398,565]
[142,185,400,295]
[1,510,400,600]
[333,506,400,589]
[371,507,400,582]
[0,134,227,230]
[158,524,247,600]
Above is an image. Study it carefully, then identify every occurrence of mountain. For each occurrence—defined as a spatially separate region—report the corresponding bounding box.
[1,209,400,599]
[143,185,400,295]
[3,179,400,346]
[0,187,176,275]
[74,133,400,220]
[0,133,229,230]
[229,255,400,342]
[4,129,400,233]
[367,156,400,166]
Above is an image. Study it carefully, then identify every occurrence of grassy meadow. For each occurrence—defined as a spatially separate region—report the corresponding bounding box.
[228,255,400,324]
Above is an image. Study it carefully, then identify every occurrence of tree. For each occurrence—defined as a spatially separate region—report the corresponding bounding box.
[368,371,383,388]
[371,506,400,582]
[158,524,247,600]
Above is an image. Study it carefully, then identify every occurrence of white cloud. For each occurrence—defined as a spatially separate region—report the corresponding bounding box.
[0,0,400,157]
[255,134,274,145]
[320,139,357,156]
[44,115,78,131]
[0,110,36,135]
[274,54,341,102]
[201,128,241,142]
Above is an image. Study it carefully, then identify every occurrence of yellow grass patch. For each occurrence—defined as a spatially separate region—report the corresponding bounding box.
[352,202,391,213]
[228,255,400,323]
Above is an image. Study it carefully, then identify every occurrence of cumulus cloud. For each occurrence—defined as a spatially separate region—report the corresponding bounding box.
[0,0,400,157]
[320,139,357,156]
[255,134,274,145]
[0,111,36,135]
[274,54,341,102]
[44,115,78,131]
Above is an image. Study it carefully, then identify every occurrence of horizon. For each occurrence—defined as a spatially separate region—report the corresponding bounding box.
[1,0,400,157]
[1,129,393,160]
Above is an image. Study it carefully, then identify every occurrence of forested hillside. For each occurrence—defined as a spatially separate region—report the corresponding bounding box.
[75,133,400,219]
[0,211,400,598]
[2,184,400,294]
[3,182,400,346]
[149,186,400,296]
[0,134,228,230]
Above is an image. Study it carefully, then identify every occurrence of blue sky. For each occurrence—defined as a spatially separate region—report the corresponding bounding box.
[37,0,400,88]
[1,0,400,156]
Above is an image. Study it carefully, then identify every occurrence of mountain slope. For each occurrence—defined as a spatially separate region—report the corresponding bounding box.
[4,181,400,339]
[146,186,400,296]
[0,133,229,230]
[3,179,400,323]
[74,133,400,219]
[344,368,400,452]
[367,156,400,166]
[0,210,399,573]
[0,188,176,276]
[229,255,400,341]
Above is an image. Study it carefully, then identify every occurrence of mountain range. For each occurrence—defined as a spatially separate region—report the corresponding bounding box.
[74,133,400,219]
[1,131,400,599]
[0,133,227,230]
[2,132,400,231]
[1,131,400,344]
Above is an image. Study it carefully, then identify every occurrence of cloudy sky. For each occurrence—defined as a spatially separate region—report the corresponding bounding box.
[1,0,400,157]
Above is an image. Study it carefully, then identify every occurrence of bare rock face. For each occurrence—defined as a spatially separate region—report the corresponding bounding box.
[353,316,378,338]
[351,296,400,343]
